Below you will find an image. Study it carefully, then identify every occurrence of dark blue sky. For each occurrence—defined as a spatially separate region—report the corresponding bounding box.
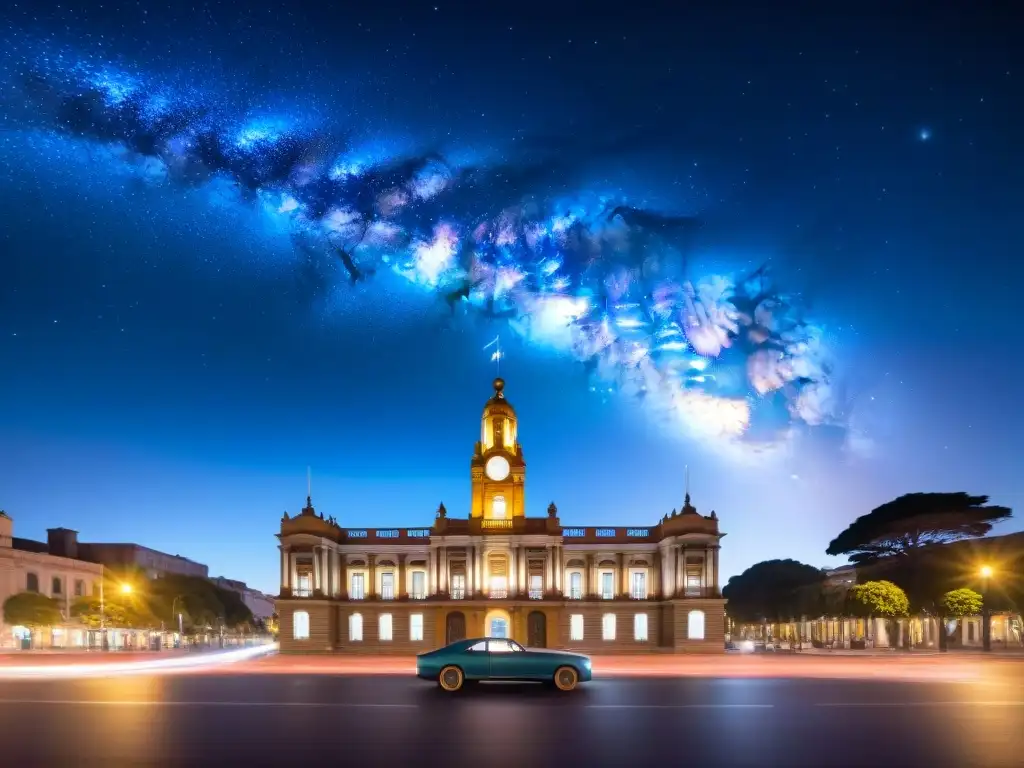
[1,1,1020,594]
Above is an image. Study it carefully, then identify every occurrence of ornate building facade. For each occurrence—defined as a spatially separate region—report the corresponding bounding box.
[275,378,727,654]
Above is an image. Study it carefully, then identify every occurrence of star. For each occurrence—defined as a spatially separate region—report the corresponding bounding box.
[918,127,932,141]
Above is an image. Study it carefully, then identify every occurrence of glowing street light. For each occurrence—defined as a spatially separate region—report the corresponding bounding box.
[979,565,993,652]
[120,583,133,595]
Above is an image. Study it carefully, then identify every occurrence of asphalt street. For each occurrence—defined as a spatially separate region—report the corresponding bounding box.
[1,671,1022,767]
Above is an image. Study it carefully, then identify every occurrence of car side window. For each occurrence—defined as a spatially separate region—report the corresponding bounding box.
[466,641,487,652]
[488,640,520,653]
[509,641,525,652]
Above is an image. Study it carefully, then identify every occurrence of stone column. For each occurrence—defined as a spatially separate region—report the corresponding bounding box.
[518,546,527,594]
[369,556,377,598]
[280,547,289,591]
[618,553,627,597]
[509,547,518,596]
[427,549,436,595]
[291,553,299,590]
[652,549,661,598]
[586,554,594,597]
[339,555,348,599]
[399,555,407,598]
[554,547,562,593]
[323,548,332,596]
[476,547,484,595]
[545,545,553,593]
[676,547,685,597]
[703,547,713,594]
[440,546,448,592]
[313,546,322,593]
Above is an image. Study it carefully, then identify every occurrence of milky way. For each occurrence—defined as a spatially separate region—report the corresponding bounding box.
[3,43,849,456]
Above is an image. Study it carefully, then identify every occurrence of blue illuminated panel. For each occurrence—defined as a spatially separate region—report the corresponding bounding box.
[347,530,368,538]
[562,528,586,537]
[626,528,649,537]
[406,529,431,537]
[376,529,400,538]
[595,528,616,537]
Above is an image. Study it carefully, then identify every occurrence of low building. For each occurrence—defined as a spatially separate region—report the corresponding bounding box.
[76,540,209,580]
[211,576,276,622]
[0,512,105,649]
[276,377,727,655]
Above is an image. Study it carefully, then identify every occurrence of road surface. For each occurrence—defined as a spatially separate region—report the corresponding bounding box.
[1,665,1022,767]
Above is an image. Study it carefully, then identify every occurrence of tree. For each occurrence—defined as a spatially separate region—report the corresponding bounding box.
[70,595,158,630]
[826,493,1012,612]
[3,592,63,629]
[827,493,1011,565]
[941,588,983,618]
[937,588,984,652]
[723,559,827,627]
[848,580,909,647]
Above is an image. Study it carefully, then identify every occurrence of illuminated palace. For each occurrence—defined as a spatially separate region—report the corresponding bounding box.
[275,378,726,654]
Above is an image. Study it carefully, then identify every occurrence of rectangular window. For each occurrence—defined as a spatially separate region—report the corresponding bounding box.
[411,571,426,600]
[349,613,363,641]
[52,577,62,595]
[351,574,365,600]
[296,574,311,597]
[381,573,395,600]
[602,613,616,641]
[379,613,393,641]
[569,572,582,599]
[968,622,976,642]
[631,571,647,600]
[410,613,424,642]
[451,574,466,599]
[529,574,543,599]
[293,611,310,640]
[634,613,648,642]
[74,580,85,597]
[601,572,614,600]
[570,614,584,641]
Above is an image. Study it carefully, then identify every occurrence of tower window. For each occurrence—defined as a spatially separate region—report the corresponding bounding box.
[491,495,507,519]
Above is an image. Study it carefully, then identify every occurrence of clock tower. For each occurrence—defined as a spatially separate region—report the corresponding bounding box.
[471,377,525,520]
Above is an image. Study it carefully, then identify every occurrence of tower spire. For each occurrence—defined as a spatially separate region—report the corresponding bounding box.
[307,466,312,507]
[684,464,690,506]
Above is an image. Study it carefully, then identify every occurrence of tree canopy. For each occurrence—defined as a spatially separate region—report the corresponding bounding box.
[940,588,983,617]
[3,592,63,628]
[723,559,826,623]
[826,493,1012,565]
[847,580,909,618]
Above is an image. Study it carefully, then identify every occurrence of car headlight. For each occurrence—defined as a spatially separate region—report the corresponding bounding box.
[584,659,591,669]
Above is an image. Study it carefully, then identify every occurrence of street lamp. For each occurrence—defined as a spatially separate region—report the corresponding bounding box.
[99,580,133,651]
[980,565,993,652]
[171,596,186,647]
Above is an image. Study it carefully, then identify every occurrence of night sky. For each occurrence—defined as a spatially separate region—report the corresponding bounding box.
[1,2,1020,595]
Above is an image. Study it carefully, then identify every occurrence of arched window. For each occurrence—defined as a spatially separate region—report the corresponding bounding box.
[687,610,706,640]
[293,611,310,640]
[26,572,39,592]
[349,613,363,642]
[602,613,616,641]
[52,576,62,595]
[491,495,507,519]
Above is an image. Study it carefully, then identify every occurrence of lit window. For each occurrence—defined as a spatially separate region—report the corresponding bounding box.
[601,572,614,599]
[410,613,424,641]
[631,571,647,599]
[570,614,584,641]
[411,571,426,599]
[74,580,85,597]
[602,613,616,641]
[293,611,310,640]
[349,613,363,642]
[687,610,705,640]
[491,495,507,519]
[379,613,393,641]
[634,613,648,642]
[350,573,365,600]
[381,572,395,600]
[569,572,582,599]
[296,574,311,597]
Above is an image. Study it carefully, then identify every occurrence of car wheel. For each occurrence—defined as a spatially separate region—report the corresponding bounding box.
[553,665,578,692]
[438,665,464,692]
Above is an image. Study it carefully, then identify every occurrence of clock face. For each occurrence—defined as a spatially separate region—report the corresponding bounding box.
[485,455,511,482]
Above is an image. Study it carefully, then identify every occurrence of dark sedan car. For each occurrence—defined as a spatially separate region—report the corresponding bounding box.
[416,637,593,692]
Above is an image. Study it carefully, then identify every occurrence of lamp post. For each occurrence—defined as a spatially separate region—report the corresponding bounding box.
[980,565,993,652]
[99,578,106,651]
